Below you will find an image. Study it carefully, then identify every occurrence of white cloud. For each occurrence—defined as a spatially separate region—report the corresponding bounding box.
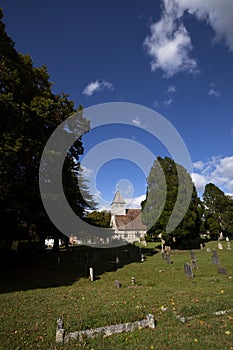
[83,79,113,96]
[192,155,233,196]
[144,0,233,77]
[80,166,94,178]
[127,195,146,209]
[193,160,205,170]
[208,86,221,97]
[176,0,233,51]
[132,116,142,127]
[143,0,198,77]
[167,85,176,93]
[191,172,208,194]
[164,98,174,106]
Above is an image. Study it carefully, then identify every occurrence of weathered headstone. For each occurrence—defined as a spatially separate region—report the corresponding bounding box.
[114,279,121,288]
[226,239,232,250]
[166,253,171,264]
[56,317,64,343]
[184,263,193,278]
[212,254,220,266]
[190,250,197,269]
[218,242,223,250]
[218,266,227,275]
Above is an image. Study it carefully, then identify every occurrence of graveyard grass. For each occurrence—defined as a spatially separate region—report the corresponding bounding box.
[0,241,233,350]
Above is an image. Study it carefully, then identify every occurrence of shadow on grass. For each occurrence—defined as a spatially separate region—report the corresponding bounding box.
[0,244,158,293]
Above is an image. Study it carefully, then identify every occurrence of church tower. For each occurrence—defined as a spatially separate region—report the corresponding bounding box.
[111,190,126,216]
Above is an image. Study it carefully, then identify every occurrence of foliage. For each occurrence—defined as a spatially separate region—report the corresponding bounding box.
[0,9,94,246]
[203,183,233,238]
[86,210,111,228]
[142,157,202,246]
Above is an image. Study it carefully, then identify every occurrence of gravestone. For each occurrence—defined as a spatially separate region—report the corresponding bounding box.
[131,277,136,285]
[184,263,193,278]
[141,253,144,262]
[218,242,223,250]
[166,253,171,264]
[212,253,220,266]
[114,280,121,288]
[218,266,227,275]
[190,250,198,269]
[207,247,212,252]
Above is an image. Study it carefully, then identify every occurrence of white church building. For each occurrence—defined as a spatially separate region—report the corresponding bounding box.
[110,191,147,243]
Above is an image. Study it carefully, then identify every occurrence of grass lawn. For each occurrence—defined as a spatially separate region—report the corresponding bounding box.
[0,241,233,349]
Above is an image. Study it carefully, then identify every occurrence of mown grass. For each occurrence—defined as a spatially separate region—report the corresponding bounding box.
[0,241,233,349]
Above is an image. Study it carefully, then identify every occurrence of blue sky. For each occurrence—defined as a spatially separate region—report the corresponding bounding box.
[2,0,233,210]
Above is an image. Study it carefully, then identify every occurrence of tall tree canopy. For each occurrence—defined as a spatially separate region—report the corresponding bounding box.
[142,157,202,246]
[0,9,94,247]
[203,183,233,238]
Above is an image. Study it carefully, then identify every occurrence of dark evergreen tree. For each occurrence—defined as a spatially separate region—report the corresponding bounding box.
[0,9,94,248]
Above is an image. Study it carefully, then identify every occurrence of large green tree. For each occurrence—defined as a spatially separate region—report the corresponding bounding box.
[203,183,233,238]
[142,157,202,246]
[0,9,94,247]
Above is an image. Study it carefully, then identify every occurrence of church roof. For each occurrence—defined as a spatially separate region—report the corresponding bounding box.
[111,191,126,205]
[114,209,147,231]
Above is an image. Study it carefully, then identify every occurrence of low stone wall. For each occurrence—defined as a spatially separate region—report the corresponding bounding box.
[56,314,155,344]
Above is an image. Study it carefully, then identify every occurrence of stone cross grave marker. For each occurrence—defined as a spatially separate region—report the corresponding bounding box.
[184,263,193,278]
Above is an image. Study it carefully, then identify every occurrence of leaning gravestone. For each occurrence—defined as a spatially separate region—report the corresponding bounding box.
[184,263,193,278]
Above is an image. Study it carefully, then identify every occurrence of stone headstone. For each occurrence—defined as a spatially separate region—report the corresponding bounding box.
[218,242,223,250]
[162,251,166,260]
[184,263,193,278]
[190,250,197,268]
[114,279,121,288]
[207,247,212,252]
[200,243,203,250]
[131,277,136,285]
[191,259,198,269]
[141,253,144,262]
[212,254,220,266]
[190,250,196,260]
[218,266,227,275]
[227,241,232,251]
[166,253,171,264]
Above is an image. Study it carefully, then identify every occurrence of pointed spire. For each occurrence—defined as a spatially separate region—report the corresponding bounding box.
[111,191,125,205]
